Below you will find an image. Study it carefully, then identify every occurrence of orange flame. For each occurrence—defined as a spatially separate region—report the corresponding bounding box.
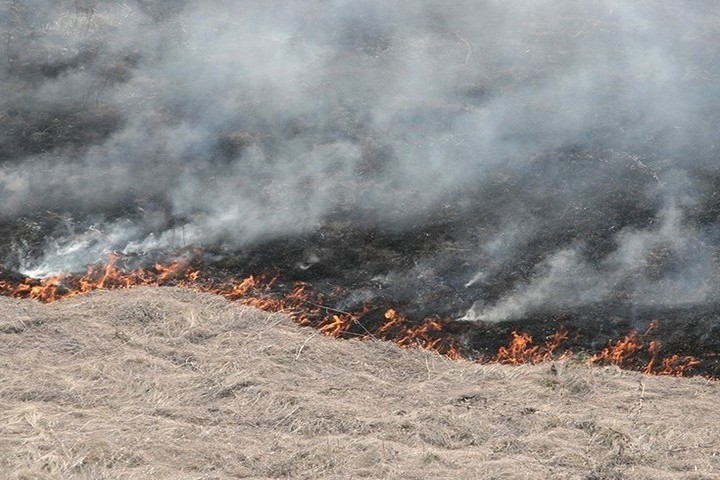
[375,309,462,359]
[492,330,571,365]
[0,255,701,377]
[0,255,200,302]
[588,323,699,375]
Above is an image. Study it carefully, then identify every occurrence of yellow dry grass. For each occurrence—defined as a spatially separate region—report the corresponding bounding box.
[0,287,718,479]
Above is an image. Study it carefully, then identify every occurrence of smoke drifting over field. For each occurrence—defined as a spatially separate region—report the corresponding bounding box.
[2,1,720,323]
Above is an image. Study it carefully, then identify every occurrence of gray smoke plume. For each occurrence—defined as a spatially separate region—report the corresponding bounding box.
[2,1,720,321]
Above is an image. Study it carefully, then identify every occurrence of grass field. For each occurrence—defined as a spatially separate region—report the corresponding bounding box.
[1,287,718,479]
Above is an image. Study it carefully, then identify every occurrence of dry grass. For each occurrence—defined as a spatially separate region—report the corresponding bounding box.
[1,287,718,479]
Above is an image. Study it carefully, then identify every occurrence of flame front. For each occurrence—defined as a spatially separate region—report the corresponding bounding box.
[589,327,701,376]
[0,254,198,302]
[0,256,702,377]
[493,330,571,365]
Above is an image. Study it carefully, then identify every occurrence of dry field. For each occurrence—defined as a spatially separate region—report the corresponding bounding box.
[1,287,718,479]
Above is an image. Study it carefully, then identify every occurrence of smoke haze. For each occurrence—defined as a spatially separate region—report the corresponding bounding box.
[2,0,720,322]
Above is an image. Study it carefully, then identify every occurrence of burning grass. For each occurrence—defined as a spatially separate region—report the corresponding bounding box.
[0,254,703,378]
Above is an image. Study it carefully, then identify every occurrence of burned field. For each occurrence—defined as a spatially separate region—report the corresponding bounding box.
[1,182,717,378]
[3,1,720,378]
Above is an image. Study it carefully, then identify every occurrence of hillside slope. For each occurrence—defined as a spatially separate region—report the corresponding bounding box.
[1,288,718,479]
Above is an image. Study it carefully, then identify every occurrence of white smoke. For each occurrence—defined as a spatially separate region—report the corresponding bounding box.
[2,0,720,318]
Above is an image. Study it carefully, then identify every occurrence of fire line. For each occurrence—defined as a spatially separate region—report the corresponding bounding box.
[0,255,702,377]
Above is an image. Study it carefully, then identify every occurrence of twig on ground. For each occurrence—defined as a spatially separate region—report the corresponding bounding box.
[294,333,317,362]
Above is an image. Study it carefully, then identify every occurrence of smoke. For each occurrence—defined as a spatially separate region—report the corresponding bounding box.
[2,1,720,320]
[468,201,720,322]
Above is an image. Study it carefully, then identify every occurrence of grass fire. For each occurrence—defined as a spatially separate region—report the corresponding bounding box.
[0,254,703,377]
[2,1,720,478]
